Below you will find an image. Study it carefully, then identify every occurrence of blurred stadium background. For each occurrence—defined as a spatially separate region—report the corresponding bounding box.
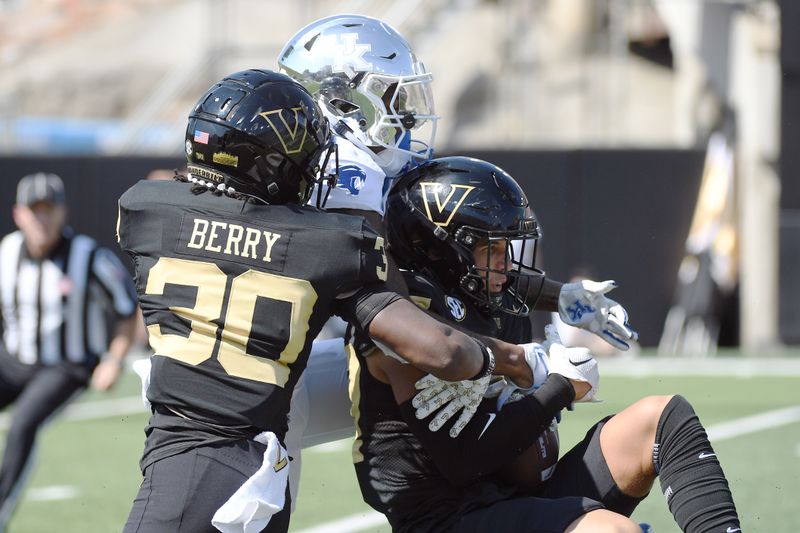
[0,0,798,531]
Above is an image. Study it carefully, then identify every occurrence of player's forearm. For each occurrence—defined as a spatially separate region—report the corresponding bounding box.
[530,277,562,312]
[472,335,531,388]
[369,299,483,381]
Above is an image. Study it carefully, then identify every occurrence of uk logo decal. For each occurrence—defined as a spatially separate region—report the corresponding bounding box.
[445,296,466,322]
[336,165,367,195]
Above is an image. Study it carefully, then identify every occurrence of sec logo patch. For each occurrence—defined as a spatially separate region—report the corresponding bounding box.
[445,296,466,321]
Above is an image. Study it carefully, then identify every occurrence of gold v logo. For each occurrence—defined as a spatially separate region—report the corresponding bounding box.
[273,446,288,472]
[258,107,308,155]
[419,182,475,227]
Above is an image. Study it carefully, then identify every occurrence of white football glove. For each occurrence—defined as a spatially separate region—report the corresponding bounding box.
[490,343,551,410]
[558,279,638,351]
[544,325,600,403]
[412,374,491,438]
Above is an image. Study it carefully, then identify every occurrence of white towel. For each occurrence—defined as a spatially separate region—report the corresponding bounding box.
[212,432,290,533]
[131,357,152,410]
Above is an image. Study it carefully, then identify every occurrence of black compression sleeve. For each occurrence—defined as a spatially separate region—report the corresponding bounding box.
[399,374,575,487]
[654,395,742,533]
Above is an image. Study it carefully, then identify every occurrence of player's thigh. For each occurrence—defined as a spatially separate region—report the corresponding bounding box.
[10,366,84,428]
[124,441,288,533]
[565,509,642,533]
[541,418,643,517]
[451,495,602,533]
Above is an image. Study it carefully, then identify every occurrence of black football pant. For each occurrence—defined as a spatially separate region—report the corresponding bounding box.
[0,354,85,528]
[123,440,291,533]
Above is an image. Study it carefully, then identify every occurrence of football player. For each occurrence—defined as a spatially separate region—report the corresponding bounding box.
[349,156,743,533]
[117,71,535,533]
[277,15,638,504]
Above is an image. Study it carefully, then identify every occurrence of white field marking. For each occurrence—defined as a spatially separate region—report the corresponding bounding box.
[293,511,388,533]
[26,485,79,501]
[295,404,800,533]
[707,405,800,442]
[306,440,351,454]
[600,356,800,378]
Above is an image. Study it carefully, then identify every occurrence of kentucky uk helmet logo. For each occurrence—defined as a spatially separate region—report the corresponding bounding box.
[258,107,308,155]
[419,182,475,227]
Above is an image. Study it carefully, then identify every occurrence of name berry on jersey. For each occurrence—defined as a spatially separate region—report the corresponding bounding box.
[179,215,288,271]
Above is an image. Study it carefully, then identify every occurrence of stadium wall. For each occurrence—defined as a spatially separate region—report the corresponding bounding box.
[0,151,705,347]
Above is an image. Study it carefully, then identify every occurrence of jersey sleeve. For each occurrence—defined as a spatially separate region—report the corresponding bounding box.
[397,374,575,487]
[335,220,400,333]
[358,221,390,287]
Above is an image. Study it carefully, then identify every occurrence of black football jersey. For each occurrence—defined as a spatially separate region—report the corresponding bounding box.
[118,180,396,467]
[351,272,535,532]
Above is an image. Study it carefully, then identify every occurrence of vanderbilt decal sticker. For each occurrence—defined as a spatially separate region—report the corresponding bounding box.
[419,182,475,227]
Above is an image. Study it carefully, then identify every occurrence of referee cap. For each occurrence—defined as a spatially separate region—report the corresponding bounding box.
[16,173,66,206]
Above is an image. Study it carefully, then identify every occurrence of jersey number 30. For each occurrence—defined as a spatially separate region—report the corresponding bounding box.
[144,257,317,387]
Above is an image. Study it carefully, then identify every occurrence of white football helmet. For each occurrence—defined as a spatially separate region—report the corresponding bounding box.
[278,14,438,176]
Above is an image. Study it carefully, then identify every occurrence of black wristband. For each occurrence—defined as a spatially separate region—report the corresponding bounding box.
[470,339,495,380]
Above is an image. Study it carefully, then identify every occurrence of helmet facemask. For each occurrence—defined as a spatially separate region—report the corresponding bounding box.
[359,72,438,175]
[456,224,545,317]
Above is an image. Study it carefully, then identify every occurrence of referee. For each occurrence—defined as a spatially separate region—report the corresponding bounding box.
[0,173,138,529]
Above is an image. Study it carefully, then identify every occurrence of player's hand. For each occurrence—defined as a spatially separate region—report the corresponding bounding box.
[91,357,123,391]
[558,279,638,350]
[491,342,551,410]
[413,374,491,438]
[544,325,600,402]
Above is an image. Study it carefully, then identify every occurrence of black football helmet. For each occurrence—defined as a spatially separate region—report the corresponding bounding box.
[385,156,544,315]
[185,69,333,205]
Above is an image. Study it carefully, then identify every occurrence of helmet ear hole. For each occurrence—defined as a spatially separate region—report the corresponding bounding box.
[329,98,359,114]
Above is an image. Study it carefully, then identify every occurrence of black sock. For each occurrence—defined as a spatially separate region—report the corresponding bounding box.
[653,395,742,533]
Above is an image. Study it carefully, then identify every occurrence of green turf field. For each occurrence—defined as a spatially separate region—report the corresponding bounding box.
[1,360,798,532]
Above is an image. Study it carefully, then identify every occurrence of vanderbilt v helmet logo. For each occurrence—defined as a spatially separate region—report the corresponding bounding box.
[419,182,475,227]
[258,107,308,155]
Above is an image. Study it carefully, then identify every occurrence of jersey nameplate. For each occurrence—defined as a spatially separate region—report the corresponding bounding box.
[177,214,288,272]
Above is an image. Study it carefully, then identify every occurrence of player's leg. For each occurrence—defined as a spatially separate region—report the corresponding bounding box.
[124,439,290,533]
[598,395,671,498]
[0,365,83,526]
[451,494,639,533]
[649,394,742,532]
[548,395,743,532]
[565,510,644,533]
[601,394,742,531]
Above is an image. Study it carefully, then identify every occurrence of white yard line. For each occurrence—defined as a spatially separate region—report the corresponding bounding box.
[600,356,800,377]
[707,405,800,441]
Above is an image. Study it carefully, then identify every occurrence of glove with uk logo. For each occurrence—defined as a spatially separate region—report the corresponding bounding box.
[558,279,638,351]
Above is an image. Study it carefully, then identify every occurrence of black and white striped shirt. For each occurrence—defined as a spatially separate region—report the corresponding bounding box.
[0,228,137,366]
